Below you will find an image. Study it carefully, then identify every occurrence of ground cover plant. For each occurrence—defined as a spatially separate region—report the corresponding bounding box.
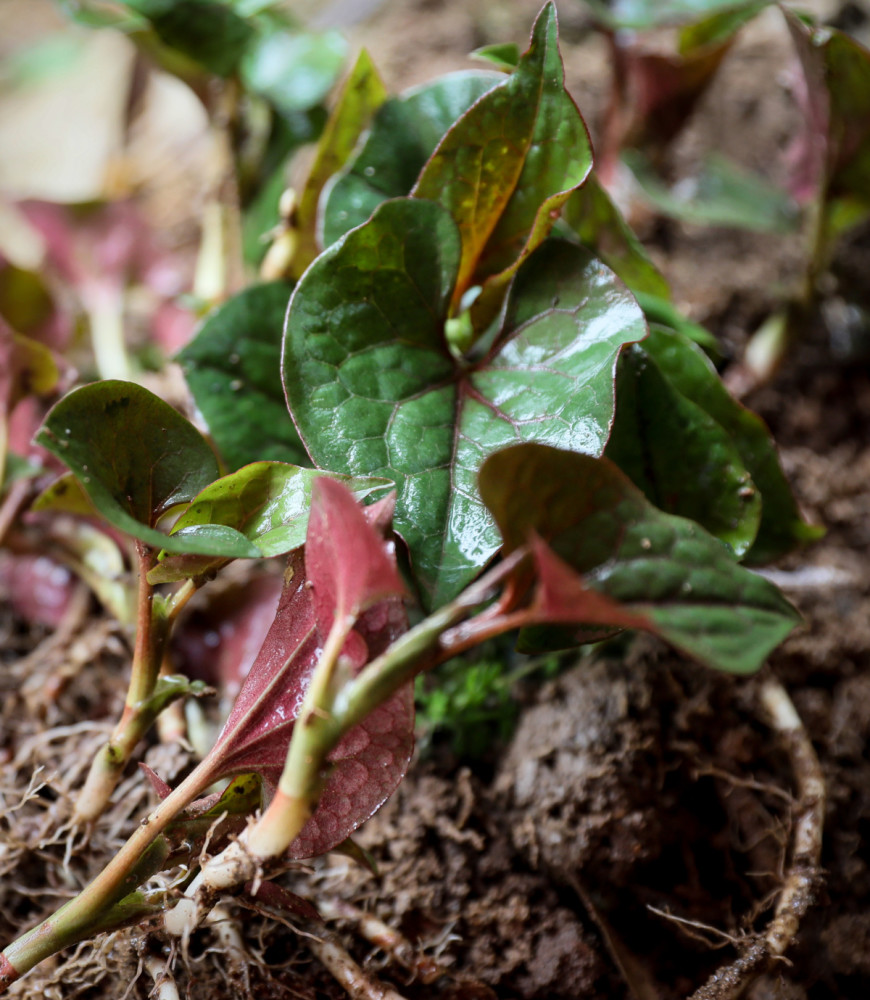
[1,0,866,996]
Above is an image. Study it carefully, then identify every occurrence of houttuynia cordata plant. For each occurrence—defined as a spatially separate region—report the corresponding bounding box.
[0,2,819,993]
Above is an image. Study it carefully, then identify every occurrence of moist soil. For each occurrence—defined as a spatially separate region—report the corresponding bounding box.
[2,1,870,998]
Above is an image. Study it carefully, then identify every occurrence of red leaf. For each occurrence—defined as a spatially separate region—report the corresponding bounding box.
[526,534,652,630]
[306,478,405,634]
[200,549,414,860]
[139,763,172,800]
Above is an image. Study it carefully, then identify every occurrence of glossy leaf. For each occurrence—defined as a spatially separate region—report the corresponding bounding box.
[479,443,801,674]
[240,29,347,116]
[307,478,404,630]
[289,50,388,279]
[624,151,800,233]
[284,194,646,607]
[35,380,257,557]
[150,462,392,582]
[784,9,870,216]
[320,71,502,247]
[177,283,307,471]
[606,344,761,555]
[641,326,823,563]
[203,549,414,859]
[123,0,255,76]
[414,2,593,313]
[562,172,670,298]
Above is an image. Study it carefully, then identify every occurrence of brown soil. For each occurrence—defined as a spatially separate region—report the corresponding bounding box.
[2,1,870,998]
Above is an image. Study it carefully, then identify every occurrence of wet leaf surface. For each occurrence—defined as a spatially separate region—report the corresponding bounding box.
[205,547,414,859]
[606,343,761,556]
[480,443,801,673]
[35,380,256,556]
[177,283,307,471]
[284,203,645,607]
[150,462,391,582]
[320,71,501,247]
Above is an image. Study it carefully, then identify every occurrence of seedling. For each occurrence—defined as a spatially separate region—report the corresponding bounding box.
[0,3,822,993]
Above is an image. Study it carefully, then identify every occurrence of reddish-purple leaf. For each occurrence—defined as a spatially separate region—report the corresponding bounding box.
[306,479,405,633]
[525,535,653,630]
[138,763,172,801]
[199,549,414,859]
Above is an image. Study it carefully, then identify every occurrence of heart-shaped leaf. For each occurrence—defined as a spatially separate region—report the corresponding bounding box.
[413,2,593,318]
[284,196,646,607]
[177,283,307,471]
[479,443,800,674]
[320,70,502,248]
[35,380,257,556]
[606,343,762,556]
[202,548,414,859]
[150,462,392,582]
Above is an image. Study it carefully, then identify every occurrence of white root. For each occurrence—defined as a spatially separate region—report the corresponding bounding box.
[163,836,260,942]
[688,675,825,1000]
[144,955,181,1000]
[308,936,409,1000]
[318,897,442,984]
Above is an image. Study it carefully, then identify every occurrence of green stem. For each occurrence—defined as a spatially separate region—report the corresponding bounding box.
[0,757,216,991]
[73,548,183,824]
[248,553,524,859]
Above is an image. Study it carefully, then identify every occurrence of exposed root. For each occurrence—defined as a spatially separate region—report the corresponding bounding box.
[687,675,825,1000]
[205,904,252,995]
[145,954,181,1000]
[308,935,409,1000]
[318,897,443,985]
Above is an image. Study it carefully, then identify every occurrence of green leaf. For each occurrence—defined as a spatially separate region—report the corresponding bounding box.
[641,326,823,563]
[289,49,388,278]
[581,0,770,30]
[123,0,256,76]
[240,29,347,115]
[606,343,761,556]
[471,42,521,72]
[149,462,392,582]
[633,292,721,357]
[32,472,98,517]
[414,2,593,314]
[177,283,307,471]
[320,71,503,247]
[479,443,801,674]
[283,196,645,607]
[562,172,670,299]
[624,151,800,233]
[35,380,257,557]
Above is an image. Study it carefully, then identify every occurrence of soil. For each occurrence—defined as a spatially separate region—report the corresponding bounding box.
[2,1,870,998]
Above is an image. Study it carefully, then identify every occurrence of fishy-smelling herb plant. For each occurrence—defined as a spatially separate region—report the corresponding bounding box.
[0,2,817,992]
